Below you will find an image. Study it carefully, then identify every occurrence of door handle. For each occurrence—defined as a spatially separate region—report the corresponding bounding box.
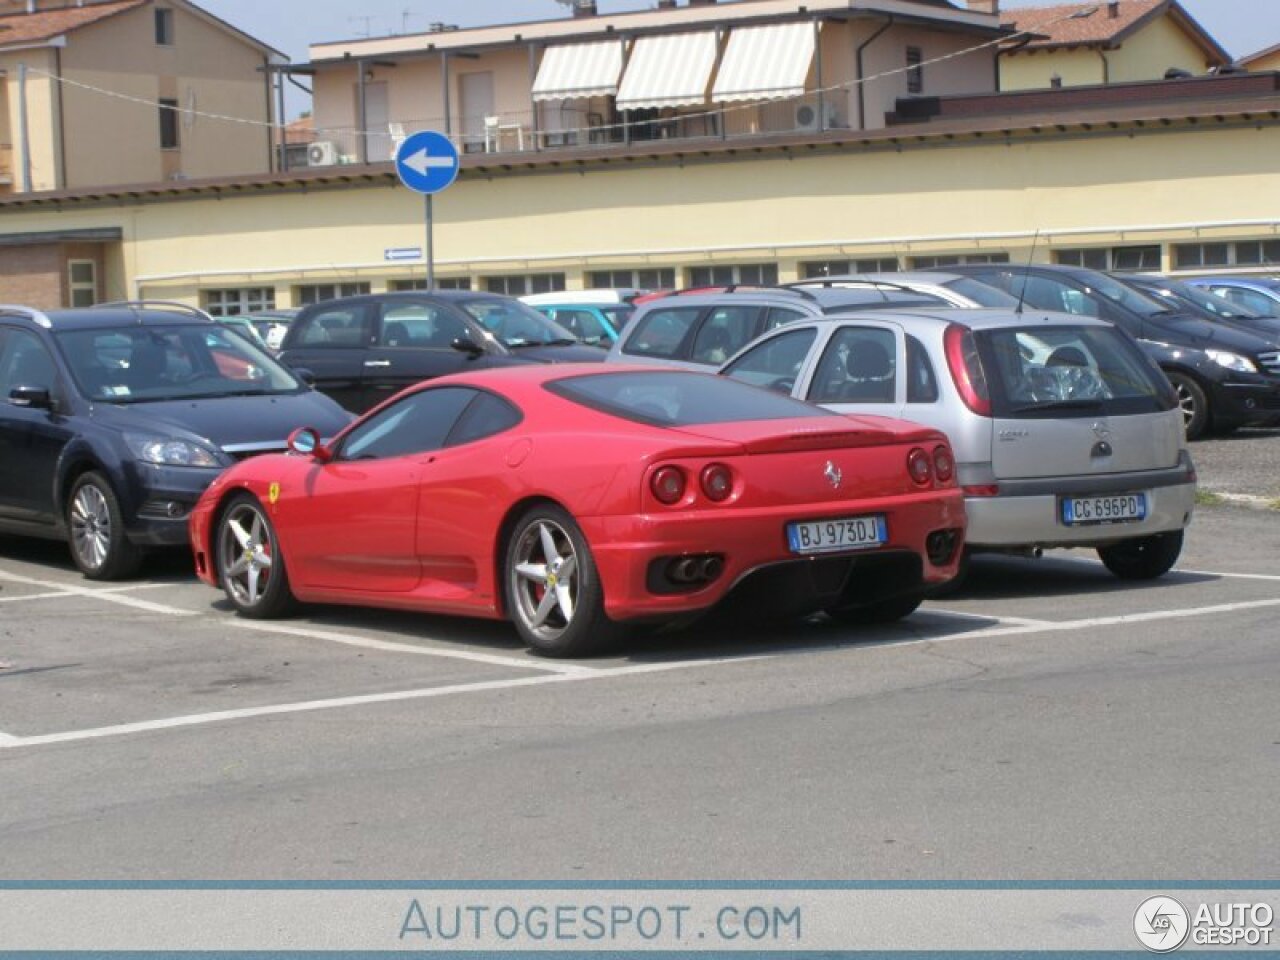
[363,360,392,368]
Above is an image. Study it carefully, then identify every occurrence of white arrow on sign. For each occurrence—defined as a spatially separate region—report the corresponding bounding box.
[402,147,456,177]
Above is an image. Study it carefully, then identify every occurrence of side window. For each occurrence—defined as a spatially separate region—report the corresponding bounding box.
[338,387,477,461]
[624,307,701,359]
[722,327,817,391]
[906,335,939,403]
[807,327,897,404]
[446,391,523,446]
[297,306,371,348]
[555,309,608,344]
[1018,277,1100,317]
[1222,288,1277,316]
[689,305,762,365]
[380,303,466,349]
[0,329,57,395]
[764,307,807,332]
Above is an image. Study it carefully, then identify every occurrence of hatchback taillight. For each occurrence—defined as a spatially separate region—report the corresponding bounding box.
[651,466,686,505]
[908,448,933,486]
[943,324,992,416]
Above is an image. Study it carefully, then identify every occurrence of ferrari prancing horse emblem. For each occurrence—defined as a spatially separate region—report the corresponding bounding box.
[268,482,281,505]
[824,461,842,490]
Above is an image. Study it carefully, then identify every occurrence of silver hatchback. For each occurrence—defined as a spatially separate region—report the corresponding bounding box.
[720,308,1197,579]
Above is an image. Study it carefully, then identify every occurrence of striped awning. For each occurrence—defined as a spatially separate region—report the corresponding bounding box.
[712,22,817,103]
[615,31,719,110]
[531,40,626,102]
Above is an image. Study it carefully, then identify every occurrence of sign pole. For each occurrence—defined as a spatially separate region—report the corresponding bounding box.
[425,194,435,291]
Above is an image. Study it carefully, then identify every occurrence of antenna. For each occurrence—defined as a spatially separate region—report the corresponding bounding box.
[348,15,375,37]
[1015,230,1041,316]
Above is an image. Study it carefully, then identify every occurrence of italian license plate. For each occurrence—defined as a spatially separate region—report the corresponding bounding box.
[787,515,888,555]
[1060,492,1148,526]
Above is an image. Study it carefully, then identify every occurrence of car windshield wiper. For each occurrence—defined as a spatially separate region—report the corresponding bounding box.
[506,338,579,348]
[1011,399,1106,413]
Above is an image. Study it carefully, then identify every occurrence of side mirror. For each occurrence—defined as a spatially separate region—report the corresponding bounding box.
[451,336,485,357]
[9,385,53,410]
[287,427,331,462]
[291,366,316,386]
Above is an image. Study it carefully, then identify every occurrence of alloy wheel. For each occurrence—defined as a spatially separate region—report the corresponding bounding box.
[219,501,276,608]
[510,519,580,644]
[70,483,112,571]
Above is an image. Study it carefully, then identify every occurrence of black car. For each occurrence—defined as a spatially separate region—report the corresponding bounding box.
[0,303,351,579]
[946,264,1280,440]
[277,292,608,413]
[1116,274,1280,338]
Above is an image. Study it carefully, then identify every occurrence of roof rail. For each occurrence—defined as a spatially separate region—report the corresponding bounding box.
[0,304,54,329]
[785,275,920,301]
[92,300,217,324]
[641,284,820,304]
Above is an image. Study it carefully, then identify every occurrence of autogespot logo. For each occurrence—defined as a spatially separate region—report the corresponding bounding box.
[1135,896,1191,953]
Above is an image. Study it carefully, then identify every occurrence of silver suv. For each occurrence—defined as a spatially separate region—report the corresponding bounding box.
[720,307,1196,579]
[606,286,947,370]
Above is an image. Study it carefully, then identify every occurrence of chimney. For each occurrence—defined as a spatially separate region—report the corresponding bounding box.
[966,0,998,13]
[656,0,677,7]
[1108,1,1120,17]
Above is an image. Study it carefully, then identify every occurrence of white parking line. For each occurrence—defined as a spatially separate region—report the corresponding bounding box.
[0,571,194,616]
[924,609,1051,627]
[1176,568,1280,583]
[232,620,601,677]
[0,656,767,750]
[0,583,178,605]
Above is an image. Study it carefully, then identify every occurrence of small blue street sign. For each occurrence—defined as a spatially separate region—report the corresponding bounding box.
[394,131,460,196]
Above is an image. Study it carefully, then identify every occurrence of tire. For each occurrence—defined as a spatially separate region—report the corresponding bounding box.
[66,471,144,580]
[825,591,924,626]
[215,493,296,618]
[1097,530,1183,581]
[504,504,627,657]
[1166,371,1209,442]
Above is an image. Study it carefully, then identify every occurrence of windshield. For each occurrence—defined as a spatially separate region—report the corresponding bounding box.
[57,324,301,403]
[460,299,580,348]
[942,277,1020,308]
[1078,272,1171,318]
[976,324,1174,419]
[547,370,832,427]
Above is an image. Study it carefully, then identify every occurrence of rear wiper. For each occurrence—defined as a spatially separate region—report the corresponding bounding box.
[1011,399,1105,413]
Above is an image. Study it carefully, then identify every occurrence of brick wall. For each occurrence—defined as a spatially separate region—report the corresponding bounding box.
[0,244,63,309]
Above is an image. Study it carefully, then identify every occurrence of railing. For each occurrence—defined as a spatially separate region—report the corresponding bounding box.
[299,95,849,168]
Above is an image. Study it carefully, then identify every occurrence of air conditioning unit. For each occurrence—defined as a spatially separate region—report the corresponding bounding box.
[795,102,839,131]
[307,140,339,166]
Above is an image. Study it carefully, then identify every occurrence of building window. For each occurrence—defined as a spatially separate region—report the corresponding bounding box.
[906,47,924,95]
[483,274,566,296]
[159,98,179,150]
[1055,246,1160,272]
[688,263,779,287]
[910,253,1009,270]
[203,287,276,316]
[587,269,676,290]
[1174,243,1232,270]
[68,260,97,308]
[801,258,900,278]
[1235,240,1280,265]
[390,278,472,291]
[155,8,175,45]
[296,282,371,306]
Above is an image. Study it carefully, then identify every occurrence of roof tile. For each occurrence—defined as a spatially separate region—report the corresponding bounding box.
[0,0,149,49]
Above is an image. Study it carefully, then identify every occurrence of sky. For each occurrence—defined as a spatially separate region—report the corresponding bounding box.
[195,0,1280,118]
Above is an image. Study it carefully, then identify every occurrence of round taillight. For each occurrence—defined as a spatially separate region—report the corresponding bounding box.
[700,463,734,502]
[651,465,687,505]
[907,448,932,486]
[932,445,954,483]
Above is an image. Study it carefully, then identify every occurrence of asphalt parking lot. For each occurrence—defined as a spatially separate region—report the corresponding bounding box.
[1,434,1278,881]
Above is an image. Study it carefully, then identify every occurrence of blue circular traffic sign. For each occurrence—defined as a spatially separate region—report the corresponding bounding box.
[395,130,460,195]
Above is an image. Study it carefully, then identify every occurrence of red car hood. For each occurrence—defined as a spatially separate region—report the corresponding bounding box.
[667,414,942,454]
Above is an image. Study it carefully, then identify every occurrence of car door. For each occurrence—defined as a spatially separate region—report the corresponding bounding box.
[279,386,479,593]
[279,303,374,412]
[801,322,906,420]
[362,301,476,410]
[0,327,75,528]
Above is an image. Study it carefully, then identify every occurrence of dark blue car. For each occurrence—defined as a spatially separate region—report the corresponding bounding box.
[0,302,351,579]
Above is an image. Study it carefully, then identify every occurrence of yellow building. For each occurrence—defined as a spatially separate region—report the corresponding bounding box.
[999,0,1230,91]
[1,0,284,196]
[1240,43,1280,75]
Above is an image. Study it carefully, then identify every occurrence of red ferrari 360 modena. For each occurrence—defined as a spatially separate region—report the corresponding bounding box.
[190,365,965,656]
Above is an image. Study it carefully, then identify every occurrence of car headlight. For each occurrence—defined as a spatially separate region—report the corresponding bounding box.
[125,434,222,468]
[1205,349,1258,374]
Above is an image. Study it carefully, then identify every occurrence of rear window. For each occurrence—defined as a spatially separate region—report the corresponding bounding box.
[976,325,1174,419]
[942,277,1020,308]
[546,371,833,427]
